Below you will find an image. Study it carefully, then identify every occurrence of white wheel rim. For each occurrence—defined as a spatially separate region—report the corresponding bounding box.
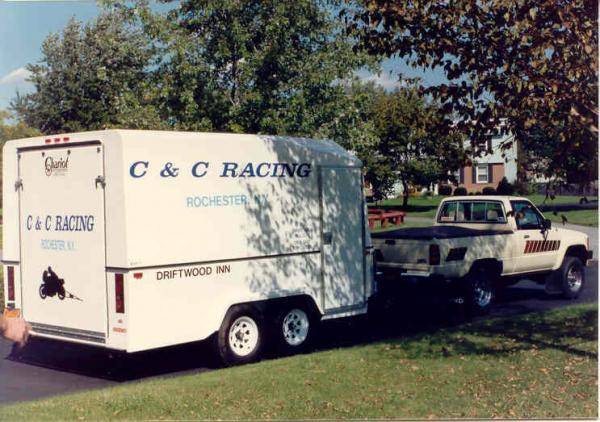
[473,279,492,308]
[567,265,583,292]
[282,309,309,346]
[228,316,259,357]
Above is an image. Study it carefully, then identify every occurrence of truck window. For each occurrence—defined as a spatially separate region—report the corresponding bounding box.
[511,200,544,230]
[438,200,506,223]
[438,201,457,222]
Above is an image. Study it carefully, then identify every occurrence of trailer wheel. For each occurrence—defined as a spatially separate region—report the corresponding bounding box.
[217,305,264,366]
[559,256,585,299]
[274,304,314,355]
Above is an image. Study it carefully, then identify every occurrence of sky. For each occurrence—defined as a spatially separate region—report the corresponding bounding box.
[0,0,446,114]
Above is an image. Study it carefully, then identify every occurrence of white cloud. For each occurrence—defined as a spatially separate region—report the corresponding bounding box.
[0,67,32,87]
[356,70,405,90]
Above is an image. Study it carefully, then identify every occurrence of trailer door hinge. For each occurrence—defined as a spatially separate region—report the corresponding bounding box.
[95,175,106,188]
[14,179,23,191]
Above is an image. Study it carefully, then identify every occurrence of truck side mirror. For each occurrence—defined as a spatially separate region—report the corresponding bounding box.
[543,218,552,230]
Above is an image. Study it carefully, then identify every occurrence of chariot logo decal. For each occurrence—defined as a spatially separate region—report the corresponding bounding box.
[45,156,69,177]
[39,267,82,301]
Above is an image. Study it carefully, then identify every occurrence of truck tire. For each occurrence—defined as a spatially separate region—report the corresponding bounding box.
[559,256,585,299]
[273,303,315,355]
[217,304,264,366]
[465,264,496,314]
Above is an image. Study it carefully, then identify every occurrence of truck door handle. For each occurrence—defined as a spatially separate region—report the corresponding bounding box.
[323,232,332,245]
[523,235,530,239]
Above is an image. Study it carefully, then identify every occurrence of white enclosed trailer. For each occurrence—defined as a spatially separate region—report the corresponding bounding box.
[2,130,373,364]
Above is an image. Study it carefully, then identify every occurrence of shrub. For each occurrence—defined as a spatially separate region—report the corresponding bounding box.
[439,184,453,196]
[513,180,531,195]
[454,186,467,196]
[482,186,497,195]
[497,177,515,195]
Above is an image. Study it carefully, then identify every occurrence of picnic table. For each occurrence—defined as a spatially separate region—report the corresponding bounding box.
[367,208,406,229]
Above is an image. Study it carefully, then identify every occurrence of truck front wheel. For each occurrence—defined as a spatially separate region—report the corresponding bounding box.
[218,305,264,366]
[560,256,585,299]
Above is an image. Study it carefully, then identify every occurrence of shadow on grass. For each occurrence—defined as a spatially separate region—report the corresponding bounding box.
[6,285,597,382]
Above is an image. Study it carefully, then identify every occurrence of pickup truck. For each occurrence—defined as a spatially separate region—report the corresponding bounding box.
[372,196,593,312]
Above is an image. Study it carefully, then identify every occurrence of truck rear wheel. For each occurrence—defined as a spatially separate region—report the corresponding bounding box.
[218,305,264,366]
[465,264,496,313]
[560,256,585,299]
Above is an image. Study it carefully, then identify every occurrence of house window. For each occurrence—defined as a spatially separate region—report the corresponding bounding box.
[476,164,489,183]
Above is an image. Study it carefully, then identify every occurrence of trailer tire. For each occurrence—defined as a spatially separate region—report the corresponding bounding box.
[559,256,585,299]
[218,305,264,366]
[273,303,315,355]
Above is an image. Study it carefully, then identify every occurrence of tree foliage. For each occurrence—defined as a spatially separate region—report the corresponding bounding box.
[351,0,598,184]
[0,111,41,201]
[109,0,373,136]
[368,86,466,203]
[11,12,164,133]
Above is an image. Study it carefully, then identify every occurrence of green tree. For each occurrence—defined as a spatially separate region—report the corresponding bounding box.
[351,0,597,187]
[117,0,373,135]
[12,12,164,133]
[0,111,41,202]
[369,86,465,205]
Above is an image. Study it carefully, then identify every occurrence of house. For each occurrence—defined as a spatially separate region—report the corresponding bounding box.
[456,123,518,193]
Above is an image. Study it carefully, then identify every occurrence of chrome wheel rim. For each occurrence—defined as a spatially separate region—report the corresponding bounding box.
[228,316,259,357]
[567,265,583,292]
[282,309,309,346]
[473,279,492,308]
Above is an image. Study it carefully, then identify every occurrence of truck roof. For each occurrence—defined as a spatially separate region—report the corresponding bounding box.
[441,195,529,202]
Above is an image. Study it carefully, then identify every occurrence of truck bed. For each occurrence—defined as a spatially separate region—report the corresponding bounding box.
[371,225,513,240]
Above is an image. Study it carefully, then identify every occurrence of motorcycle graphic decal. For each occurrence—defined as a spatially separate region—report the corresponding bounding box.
[39,267,82,301]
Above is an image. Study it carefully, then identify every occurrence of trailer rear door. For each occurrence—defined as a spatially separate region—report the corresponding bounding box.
[18,142,107,344]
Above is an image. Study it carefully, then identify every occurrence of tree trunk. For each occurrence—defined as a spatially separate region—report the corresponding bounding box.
[402,179,409,207]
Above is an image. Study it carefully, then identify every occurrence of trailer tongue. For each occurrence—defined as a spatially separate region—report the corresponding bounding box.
[18,143,107,343]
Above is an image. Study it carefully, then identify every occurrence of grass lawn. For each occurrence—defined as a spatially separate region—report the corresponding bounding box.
[1,303,596,420]
[546,209,598,227]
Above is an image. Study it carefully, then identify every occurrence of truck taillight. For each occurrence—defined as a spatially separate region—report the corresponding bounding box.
[7,266,14,301]
[115,274,125,313]
[429,244,440,266]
